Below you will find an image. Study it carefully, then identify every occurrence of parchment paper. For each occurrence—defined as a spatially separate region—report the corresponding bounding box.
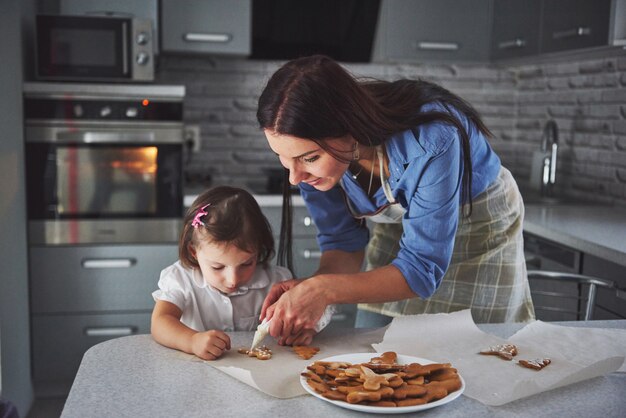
[371,309,626,406]
[206,326,386,398]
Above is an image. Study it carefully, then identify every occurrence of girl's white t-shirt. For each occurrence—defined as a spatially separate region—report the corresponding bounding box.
[152,261,292,332]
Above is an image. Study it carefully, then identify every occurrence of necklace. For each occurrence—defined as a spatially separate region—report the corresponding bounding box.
[351,164,364,180]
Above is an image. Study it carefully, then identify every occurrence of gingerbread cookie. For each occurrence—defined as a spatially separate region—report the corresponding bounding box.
[479,343,518,360]
[237,345,272,360]
[293,345,320,360]
[518,358,551,370]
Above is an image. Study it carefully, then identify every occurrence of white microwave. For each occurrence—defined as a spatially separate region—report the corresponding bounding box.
[36,14,154,83]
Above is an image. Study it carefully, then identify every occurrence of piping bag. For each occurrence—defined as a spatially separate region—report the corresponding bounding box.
[250,319,272,350]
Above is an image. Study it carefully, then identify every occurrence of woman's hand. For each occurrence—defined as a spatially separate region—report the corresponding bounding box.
[259,279,301,321]
[266,278,329,345]
[190,330,231,360]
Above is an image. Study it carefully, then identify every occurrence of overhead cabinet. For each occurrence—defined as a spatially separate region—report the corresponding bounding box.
[491,0,613,60]
[491,0,542,60]
[541,0,612,53]
[160,0,251,55]
[377,0,492,62]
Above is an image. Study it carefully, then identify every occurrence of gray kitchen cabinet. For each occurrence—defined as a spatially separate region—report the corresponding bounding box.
[524,232,626,321]
[524,233,584,322]
[160,0,251,55]
[582,254,626,320]
[541,0,612,53]
[29,244,178,396]
[31,312,152,395]
[376,0,492,62]
[491,0,542,60]
[260,205,319,278]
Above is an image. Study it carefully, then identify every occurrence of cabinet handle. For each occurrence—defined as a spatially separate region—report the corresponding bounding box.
[414,41,459,51]
[498,38,527,49]
[82,258,136,269]
[84,327,135,337]
[302,249,322,259]
[331,313,348,322]
[183,33,232,43]
[552,26,591,40]
[302,216,314,227]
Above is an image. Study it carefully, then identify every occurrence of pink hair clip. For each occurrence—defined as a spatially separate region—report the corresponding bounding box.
[191,204,210,229]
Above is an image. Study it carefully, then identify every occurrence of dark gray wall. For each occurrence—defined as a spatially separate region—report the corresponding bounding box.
[159,52,626,207]
[0,0,33,415]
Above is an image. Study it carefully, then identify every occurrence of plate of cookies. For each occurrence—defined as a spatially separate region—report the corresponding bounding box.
[300,351,464,414]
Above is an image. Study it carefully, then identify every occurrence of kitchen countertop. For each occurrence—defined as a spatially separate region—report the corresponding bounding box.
[61,321,626,418]
[523,204,626,267]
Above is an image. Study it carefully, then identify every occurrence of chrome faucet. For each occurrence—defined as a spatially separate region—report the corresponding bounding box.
[540,120,558,197]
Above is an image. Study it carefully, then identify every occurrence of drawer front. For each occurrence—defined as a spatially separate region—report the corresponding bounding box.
[31,312,151,387]
[292,237,322,278]
[30,245,178,313]
[262,205,318,237]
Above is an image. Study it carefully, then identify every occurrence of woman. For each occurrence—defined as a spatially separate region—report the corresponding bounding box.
[257,55,534,344]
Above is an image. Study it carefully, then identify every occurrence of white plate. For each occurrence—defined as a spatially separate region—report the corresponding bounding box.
[300,352,465,414]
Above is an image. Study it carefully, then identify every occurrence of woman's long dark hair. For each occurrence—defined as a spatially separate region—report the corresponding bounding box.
[257,55,492,271]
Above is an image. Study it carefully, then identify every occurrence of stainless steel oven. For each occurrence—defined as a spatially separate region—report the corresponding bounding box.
[24,82,185,244]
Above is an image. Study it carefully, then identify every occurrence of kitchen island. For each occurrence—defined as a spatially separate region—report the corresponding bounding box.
[61,321,625,418]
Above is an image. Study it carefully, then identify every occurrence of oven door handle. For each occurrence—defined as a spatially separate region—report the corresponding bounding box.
[57,131,156,143]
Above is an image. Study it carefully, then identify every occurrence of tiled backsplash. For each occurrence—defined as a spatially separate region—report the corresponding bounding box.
[158,53,626,207]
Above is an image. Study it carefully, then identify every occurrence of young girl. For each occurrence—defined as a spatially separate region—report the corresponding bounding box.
[151,186,325,360]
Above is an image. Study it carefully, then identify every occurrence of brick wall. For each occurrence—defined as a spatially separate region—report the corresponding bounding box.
[158,52,626,207]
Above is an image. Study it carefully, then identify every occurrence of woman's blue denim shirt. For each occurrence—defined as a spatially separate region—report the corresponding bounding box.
[298,103,501,298]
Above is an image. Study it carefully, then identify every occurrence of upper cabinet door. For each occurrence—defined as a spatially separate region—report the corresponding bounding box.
[379,0,492,62]
[541,0,612,53]
[161,0,251,55]
[491,0,542,60]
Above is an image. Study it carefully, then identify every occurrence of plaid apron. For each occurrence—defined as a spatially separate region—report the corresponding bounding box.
[359,167,535,323]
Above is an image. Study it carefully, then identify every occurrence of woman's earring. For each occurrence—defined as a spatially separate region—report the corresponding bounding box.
[352,142,360,161]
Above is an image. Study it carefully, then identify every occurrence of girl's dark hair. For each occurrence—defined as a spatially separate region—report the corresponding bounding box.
[179,186,275,269]
[257,55,492,270]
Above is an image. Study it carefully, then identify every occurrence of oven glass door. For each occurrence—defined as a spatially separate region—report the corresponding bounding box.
[36,15,130,79]
[26,143,182,219]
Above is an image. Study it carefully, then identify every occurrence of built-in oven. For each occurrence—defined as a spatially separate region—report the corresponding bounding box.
[23,82,185,244]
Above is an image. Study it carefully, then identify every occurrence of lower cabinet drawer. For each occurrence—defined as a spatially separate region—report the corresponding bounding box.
[292,237,322,278]
[31,312,151,394]
[30,245,178,313]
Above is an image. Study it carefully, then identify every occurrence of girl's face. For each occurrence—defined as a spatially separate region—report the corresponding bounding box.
[264,130,352,191]
[192,240,257,293]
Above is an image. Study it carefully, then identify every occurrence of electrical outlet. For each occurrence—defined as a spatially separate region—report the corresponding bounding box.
[184,125,201,153]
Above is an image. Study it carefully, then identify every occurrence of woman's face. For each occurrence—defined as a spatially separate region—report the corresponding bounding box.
[264,129,352,191]
[192,239,257,294]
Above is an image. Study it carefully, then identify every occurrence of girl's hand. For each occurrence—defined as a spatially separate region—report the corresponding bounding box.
[190,330,231,360]
[260,279,301,321]
[268,278,328,344]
